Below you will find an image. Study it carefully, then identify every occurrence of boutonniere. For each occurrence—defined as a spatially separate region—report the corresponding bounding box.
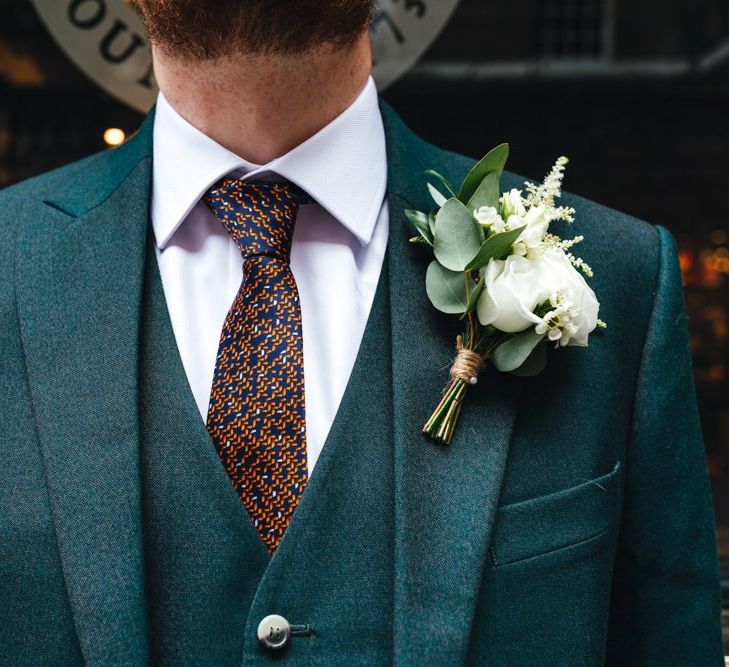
[405,144,606,444]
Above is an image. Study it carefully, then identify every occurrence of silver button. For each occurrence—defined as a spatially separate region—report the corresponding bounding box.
[257,614,291,650]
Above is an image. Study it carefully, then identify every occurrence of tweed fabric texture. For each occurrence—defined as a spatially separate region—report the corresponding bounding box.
[204,179,307,554]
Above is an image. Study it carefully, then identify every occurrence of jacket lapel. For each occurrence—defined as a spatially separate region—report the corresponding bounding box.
[381,102,520,665]
[15,113,156,665]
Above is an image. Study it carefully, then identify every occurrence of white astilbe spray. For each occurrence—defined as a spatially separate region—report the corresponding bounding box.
[525,156,569,208]
[543,233,593,276]
[545,205,576,223]
[544,233,584,250]
[566,253,594,278]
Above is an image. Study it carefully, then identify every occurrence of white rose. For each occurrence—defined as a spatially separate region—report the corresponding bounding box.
[477,248,599,345]
[506,204,550,255]
[500,188,527,219]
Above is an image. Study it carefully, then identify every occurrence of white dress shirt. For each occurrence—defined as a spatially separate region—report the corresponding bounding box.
[151,77,389,473]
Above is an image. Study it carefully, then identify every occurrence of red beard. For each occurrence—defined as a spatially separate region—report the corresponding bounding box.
[130,0,376,60]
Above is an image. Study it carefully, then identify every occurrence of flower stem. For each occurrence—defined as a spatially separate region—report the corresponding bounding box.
[422,379,462,435]
[423,325,499,445]
[423,378,468,445]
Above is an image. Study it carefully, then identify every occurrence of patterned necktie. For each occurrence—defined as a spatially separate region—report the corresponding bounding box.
[204,178,308,554]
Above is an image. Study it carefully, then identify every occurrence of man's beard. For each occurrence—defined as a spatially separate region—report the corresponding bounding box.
[130,0,377,60]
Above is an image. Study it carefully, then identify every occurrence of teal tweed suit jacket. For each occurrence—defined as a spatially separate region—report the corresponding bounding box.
[0,101,724,666]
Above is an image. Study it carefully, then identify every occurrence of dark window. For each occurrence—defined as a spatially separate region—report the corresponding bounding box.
[539,0,605,58]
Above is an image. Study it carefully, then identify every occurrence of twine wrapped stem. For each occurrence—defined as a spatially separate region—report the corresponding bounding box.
[423,335,488,445]
[450,335,486,385]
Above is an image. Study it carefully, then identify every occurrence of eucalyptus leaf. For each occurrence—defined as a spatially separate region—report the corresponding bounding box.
[459,143,510,205]
[428,210,436,235]
[428,183,448,208]
[425,169,457,197]
[465,226,524,271]
[425,260,468,314]
[492,329,546,372]
[509,341,548,377]
[433,199,483,272]
[467,171,501,212]
[404,208,433,245]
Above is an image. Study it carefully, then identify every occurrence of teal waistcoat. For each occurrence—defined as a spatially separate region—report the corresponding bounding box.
[138,233,394,665]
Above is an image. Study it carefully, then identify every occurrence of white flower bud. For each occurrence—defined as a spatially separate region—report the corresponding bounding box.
[474,206,506,233]
[505,204,550,255]
[499,188,527,220]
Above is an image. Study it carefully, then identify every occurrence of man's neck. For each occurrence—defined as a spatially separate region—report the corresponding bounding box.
[153,35,373,165]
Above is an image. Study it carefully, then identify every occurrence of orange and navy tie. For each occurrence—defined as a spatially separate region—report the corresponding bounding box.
[204,178,308,554]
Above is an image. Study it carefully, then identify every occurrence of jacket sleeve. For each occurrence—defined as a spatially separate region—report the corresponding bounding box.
[605,225,724,665]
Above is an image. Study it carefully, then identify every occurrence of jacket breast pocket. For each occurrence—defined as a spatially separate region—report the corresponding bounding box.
[489,461,623,567]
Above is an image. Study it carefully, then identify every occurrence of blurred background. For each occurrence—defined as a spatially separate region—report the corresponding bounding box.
[1,0,727,651]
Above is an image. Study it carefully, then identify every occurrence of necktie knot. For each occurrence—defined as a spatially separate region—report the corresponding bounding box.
[204,178,302,262]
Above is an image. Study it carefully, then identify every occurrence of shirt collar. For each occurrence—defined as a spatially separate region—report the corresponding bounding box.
[151,76,387,249]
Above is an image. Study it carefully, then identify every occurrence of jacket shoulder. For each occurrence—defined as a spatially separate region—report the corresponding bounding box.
[0,150,111,248]
[0,150,108,206]
[0,114,154,241]
[499,168,660,263]
[0,153,108,314]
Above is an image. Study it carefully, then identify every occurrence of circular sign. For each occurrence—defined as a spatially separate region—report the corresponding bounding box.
[31,0,460,113]
[371,0,461,90]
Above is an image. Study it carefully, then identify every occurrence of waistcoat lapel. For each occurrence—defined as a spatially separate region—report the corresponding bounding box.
[15,113,156,665]
[240,255,395,664]
[380,102,520,665]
